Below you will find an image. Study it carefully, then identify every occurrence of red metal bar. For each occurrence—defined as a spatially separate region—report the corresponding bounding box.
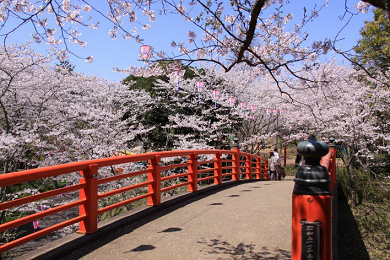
[0,183,85,211]
[187,153,198,192]
[197,175,216,182]
[0,215,85,254]
[320,152,332,170]
[161,181,192,193]
[98,193,151,214]
[255,157,261,179]
[147,156,161,206]
[161,172,190,182]
[222,173,234,177]
[246,155,252,179]
[197,168,216,174]
[328,148,337,194]
[0,149,249,188]
[197,160,214,165]
[214,152,222,184]
[160,162,191,171]
[98,169,150,184]
[97,181,153,200]
[232,148,240,181]
[284,144,287,167]
[0,199,85,233]
[78,164,98,234]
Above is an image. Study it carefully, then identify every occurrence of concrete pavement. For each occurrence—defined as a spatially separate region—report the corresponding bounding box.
[62,178,294,260]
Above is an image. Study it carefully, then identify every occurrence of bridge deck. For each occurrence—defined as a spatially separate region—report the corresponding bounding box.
[56,177,294,260]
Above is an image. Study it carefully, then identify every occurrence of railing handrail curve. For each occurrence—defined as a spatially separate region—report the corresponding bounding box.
[0,147,267,254]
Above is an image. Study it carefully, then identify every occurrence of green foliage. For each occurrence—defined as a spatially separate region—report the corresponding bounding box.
[337,165,390,259]
[122,74,170,97]
[122,67,242,152]
[55,60,75,75]
[353,8,390,74]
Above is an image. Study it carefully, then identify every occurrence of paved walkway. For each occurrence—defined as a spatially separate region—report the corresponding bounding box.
[63,178,294,260]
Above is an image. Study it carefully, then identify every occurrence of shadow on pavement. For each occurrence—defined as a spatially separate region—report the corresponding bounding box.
[40,179,263,260]
[197,237,291,259]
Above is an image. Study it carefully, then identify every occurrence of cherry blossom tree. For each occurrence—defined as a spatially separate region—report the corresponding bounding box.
[0,43,157,247]
[273,59,389,205]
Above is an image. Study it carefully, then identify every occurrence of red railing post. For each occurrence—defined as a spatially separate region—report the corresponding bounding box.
[284,144,287,167]
[292,136,332,260]
[147,155,161,206]
[187,152,198,192]
[255,157,261,179]
[328,139,337,195]
[232,138,240,181]
[214,152,222,184]
[246,154,252,179]
[78,164,98,234]
[264,160,269,180]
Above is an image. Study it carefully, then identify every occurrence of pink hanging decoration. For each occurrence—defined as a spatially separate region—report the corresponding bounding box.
[250,105,257,120]
[213,90,221,100]
[280,109,284,114]
[266,109,271,115]
[140,45,151,61]
[229,97,236,107]
[240,102,247,110]
[273,109,278,115]
[140,45,151,54]
[213,90,221,108]
[33,220,39,231]
[196,81,205,102]
[196,81,205,93]
[250,105,258,113]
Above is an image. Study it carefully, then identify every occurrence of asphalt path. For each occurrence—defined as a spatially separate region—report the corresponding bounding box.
[62,177,294,260]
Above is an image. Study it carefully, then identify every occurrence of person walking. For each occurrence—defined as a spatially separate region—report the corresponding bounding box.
[268,152,277,180]
[276,155,282,180]
[273,148,282,180]
[273,148,279,159]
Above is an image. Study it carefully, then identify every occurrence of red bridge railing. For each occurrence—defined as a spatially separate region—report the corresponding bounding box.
[0,147,267,254]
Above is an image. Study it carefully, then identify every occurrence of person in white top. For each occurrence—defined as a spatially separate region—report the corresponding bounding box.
[273,148,281,180]
[273,148,279,159]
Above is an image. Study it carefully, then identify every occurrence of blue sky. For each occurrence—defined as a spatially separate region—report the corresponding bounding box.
[3,1,373,82]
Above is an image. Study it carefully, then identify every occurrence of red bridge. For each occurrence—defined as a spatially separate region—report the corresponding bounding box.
[0,137,337,259]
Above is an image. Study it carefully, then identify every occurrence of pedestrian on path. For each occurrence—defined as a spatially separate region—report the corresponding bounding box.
[273,148,282,180]
[273,148,279,159]
[268,152,277,180]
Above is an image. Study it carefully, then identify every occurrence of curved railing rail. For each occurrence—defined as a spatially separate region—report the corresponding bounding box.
[321,142,338,260]
[0,148,267,254]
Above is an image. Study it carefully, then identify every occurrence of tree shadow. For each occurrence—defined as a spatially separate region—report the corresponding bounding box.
[197,237,291,259]
[127,244,155,252]
[159,227,182,233]
[36,179,261,260]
